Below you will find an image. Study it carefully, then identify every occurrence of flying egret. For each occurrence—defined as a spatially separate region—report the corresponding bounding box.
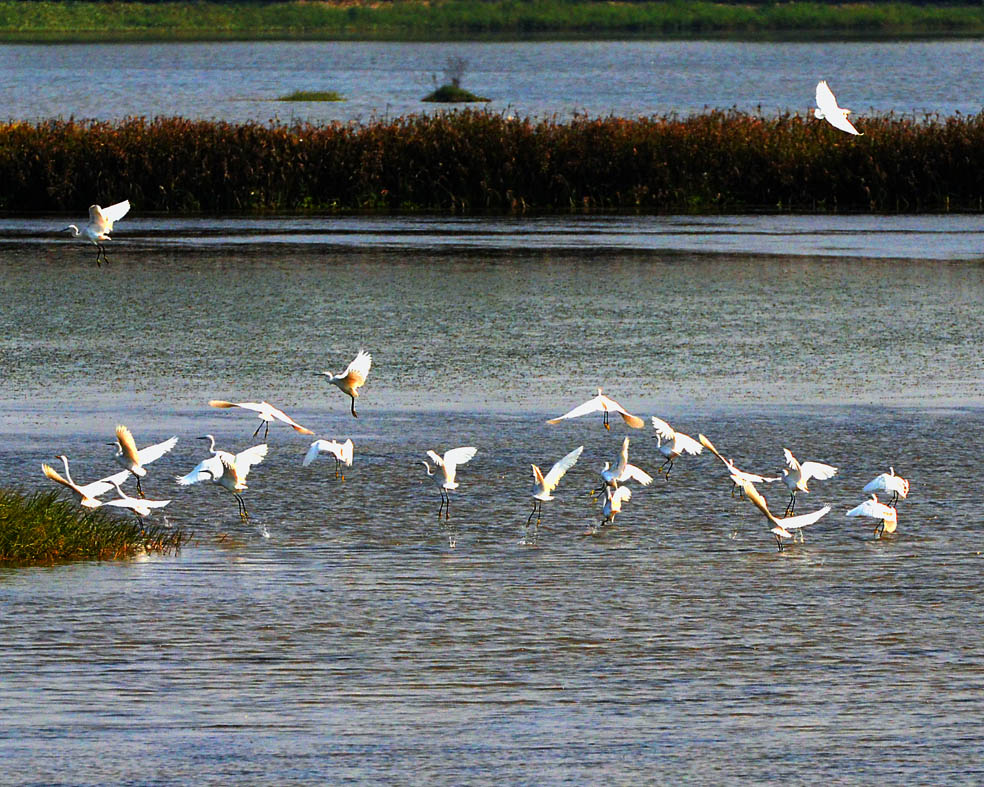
[175,436,268,487]
[862,467,909,507]
[601,485,632,527]
[103,480,171,519]
[63,200,130,266]
[319,350,372,418]
[699,433,779,497]
[420,446,477,520]
[208,400,314,440]
[202,456,256,520]
[815,80,862,136]
[42,457,107,509]
[547,388,645,431]
[110,425,178,497]
[594,436,653,495]
[847,494,898,537]
[303,438,354,480]
[529,445,583,527]
[650,416,703,478]
[780,448,838,516]
[732,475,831,552]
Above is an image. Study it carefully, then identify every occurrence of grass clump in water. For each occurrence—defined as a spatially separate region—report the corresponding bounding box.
[422,84,490,103]
[277,90,344,102]
[0,488,187,565]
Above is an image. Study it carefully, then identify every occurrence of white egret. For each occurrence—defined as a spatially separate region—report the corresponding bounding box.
[103,480,171,519]
[815,80,862,136]
[63,200,130,266]
[650,416,703,478]
[41,457,106,509]
[601,485,632,527]
[780,448,838,516]
[547,388,645,431]
[201,456,256,520]
[420,446,477,520]
[175,436,268,487]
[699,433,779,497]
[529,445,583,527]
[319,350,372,418]
[594,436,653,495]
[303,438,354,480]
[847,494,898,537]
[862,467,909,507]
[732,475,830,552]
[208,400,314,440]
[110,425,178,497]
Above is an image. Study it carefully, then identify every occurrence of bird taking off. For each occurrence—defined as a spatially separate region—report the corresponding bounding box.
[780,448,838,516]
[421,446,477,520]
[815,80,862,136]
[320,350,372,418]
[847,494,899,537]
[529,445,584,527]
[651,416,703,478]
[547,388,645,431]
[63,200,130,266]
[111,425,178,497]
[303,438,354,480]
[862,467,909,507]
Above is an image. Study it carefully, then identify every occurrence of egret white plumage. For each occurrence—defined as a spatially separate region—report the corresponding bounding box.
[601,485,632,527]
[63,200,130,266]
[814,80,862,136]
[731,475,831,552]
[420,446,477,520]
[303,438,354,480]
[780,448,838,516]
[110,425,178,497]
[175,436,268,487]
[201,454,262,520]
[320,350,372,418]
[650,416,703,478]
[547,388,645,431]
[208,400,314,440]
[103,480,171,519]
[699,433,779,497]
[862,467,909,507]
[41,457,107,509]
[847,494,898,537]
[529,445,583,527]
[595,436,653,495]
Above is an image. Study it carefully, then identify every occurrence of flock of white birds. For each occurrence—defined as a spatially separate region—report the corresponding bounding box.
[45,80,884,551]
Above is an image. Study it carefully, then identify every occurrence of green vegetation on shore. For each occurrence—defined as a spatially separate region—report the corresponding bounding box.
[2,110,983,214]
[4,0,984,42]
[0,488,187,565]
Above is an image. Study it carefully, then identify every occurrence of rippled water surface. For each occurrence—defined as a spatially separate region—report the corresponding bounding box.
[4,39,984,123]
[1,229,983,783]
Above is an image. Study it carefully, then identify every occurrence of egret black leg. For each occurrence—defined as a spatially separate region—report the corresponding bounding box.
[351,397,358,418]
[527,502,538,525]
[603,411,610,430]
[252,421,263,438]
[784,493,796,517]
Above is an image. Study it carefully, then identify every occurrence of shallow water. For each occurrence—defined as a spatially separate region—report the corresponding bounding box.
[1,233,983,782]
[3,39,984,123]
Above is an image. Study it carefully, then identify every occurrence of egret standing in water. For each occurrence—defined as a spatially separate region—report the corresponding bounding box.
[863,467,909,507]
[529,445,583,528]
[780,448,838,516]
[320,350,372,417]
[303,438,354,480]
[63,200,130,266]
[847,494,898,537]
[111,425,178,497]
[547,388,645,431]
[420,446,477,520]
[650,416,703,478]
[208,400,314,440]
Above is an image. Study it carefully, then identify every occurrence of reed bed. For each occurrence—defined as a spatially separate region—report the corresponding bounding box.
[3,110,984,214]
[0,488,187,564]
[4,0,984,41]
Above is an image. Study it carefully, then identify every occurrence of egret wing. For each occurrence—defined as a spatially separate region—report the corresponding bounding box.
[136,435,179,465]
[846,499,886,518]
[175,456,221,486]
[343,350,372,384]
[782,448,801,471]
[543,445,583,490]
[675,431,703,456]
[828,113,862,136]
[815,80,839,116]
[42,463,83,495]
[79,468,134,498]
[650,416,676,442]
[778,505,831,530]
[101,200,130,226]
[547,394,604,423]
[620,463,654,486]
[443,446,477,468]
[800,461,837,481]
[115,425,141,465]
[264,402,314,434]
[612,486,632,505]
[339,439,354,466]
[234,443,268,474]
[209,399,259,412]
[303,440,330,466]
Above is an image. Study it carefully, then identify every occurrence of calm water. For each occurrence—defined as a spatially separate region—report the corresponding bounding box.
[3,39,984,123]
[1,230,983,782]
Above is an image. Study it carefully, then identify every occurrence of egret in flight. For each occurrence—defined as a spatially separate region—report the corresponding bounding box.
[862,467,909,507]
[732,476,831,552]
[202,456,256,520]
[547,388,645,431]
[104,480,171,519]
[63,200,130,266]
[208,400,314,440]
[594,436,653,496]
[42,457,108,509]
[111,425,178,497]
[780,448,837,516]
[175,436,268,487]
[420,446,477,520]
[320,350,372,417]
[815,80,862,136]
[529,445,583,527]
[303,438,354,480]
[847,494,898,537]
[699,433,779,497]
[651,416,703,478]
